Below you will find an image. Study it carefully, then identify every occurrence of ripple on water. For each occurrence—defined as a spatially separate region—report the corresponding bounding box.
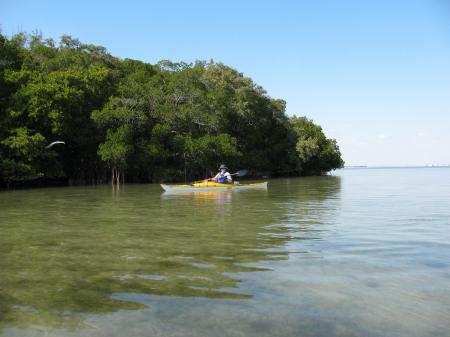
[1,170,450,337]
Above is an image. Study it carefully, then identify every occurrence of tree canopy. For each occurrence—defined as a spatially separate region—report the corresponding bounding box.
[0,32,344,187]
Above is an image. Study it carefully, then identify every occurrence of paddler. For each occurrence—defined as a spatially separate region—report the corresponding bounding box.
[208,164,233,184]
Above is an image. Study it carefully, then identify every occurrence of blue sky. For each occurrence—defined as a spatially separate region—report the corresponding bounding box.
[1,0,449,166]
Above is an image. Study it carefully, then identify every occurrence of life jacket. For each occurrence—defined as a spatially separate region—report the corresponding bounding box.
[217,172,228,183]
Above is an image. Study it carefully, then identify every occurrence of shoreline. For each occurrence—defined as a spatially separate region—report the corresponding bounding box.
[342,165,450,169]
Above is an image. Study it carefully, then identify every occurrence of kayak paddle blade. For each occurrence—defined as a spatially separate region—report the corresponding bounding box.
[234,170,249,177]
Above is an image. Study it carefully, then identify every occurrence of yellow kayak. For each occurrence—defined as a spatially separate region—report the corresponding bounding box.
[161,181,268,192]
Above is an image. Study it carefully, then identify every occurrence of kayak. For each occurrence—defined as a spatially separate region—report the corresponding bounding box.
[161,181,268,192]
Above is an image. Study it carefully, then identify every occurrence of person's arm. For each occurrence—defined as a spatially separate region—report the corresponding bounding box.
[207,173,219,182]
[226,172,233,183]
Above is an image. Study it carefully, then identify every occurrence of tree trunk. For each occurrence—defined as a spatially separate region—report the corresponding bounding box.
[112,166,119,186]
[111,167,115,185]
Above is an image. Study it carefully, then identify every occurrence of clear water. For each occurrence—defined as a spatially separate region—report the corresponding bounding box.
[1,168,449,337]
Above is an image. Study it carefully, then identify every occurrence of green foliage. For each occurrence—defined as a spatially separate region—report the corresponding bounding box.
[0,127,63,182]
[174,133,241,175]
[1,127,45,158]
[289,116,344,174]
[0,31,344,186]
[98,125,131,168]
[0,159,34,182]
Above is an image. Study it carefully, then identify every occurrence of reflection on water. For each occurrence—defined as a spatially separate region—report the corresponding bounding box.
[0,177,340,332]
[2,170,449,337]
[162,189,236,215]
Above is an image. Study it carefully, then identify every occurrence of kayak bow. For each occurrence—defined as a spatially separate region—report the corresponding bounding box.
[161,181,268,192]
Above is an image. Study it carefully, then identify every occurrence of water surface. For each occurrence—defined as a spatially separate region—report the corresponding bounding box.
[1,168,449,336]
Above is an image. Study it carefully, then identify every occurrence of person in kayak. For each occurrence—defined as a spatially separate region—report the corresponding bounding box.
[208,164,233,184]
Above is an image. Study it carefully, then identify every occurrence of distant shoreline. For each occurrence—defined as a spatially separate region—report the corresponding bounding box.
[342,165,450,169]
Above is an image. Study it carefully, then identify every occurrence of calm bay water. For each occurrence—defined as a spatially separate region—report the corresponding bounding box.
[1,168,449,337]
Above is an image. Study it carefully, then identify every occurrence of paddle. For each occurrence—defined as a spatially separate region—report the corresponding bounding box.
[230,169,248,177]
[190,169,249,185]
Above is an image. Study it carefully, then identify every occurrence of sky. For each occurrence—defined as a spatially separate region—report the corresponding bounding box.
[1,0,449,166]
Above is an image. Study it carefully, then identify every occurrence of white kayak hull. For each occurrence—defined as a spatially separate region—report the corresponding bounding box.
[161,181,268,192]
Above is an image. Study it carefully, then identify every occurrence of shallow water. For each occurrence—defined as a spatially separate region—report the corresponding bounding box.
[1,168,449,337]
